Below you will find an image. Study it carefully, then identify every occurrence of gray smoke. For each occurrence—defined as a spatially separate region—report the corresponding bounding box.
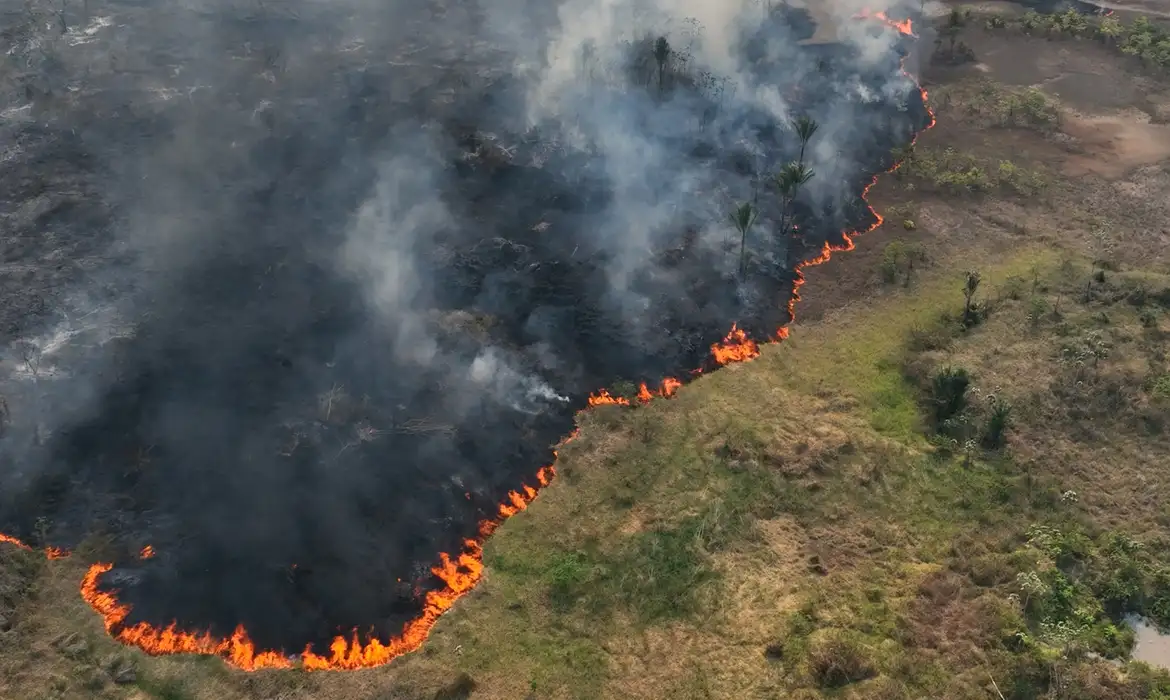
[0,0,924,652]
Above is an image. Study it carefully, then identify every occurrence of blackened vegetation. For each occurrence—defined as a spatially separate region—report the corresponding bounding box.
[0,5,929,655]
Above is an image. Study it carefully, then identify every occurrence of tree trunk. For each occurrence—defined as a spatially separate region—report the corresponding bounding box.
[739,228,748,276]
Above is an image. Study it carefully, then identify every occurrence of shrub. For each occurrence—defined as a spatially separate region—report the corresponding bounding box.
[932,367,971,426]
[879,240,927,285]
[983,396,1013,448]
[996,88,1059,130]
[1152,374,1170,401]
[1028,296,1048,327]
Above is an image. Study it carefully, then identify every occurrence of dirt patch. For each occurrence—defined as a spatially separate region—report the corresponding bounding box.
[958,31,1161,111]
[1044,70,1147,111]
[1063,111,1170,177]
[1085,0,1170,19]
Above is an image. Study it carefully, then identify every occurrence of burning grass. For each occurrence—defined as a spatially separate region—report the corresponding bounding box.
[4,13,1170,700]
[5,233,1170,700]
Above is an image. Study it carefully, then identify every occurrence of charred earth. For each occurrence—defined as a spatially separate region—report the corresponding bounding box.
[0,0,930,666]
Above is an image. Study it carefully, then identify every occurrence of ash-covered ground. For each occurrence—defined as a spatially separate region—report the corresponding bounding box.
[0,0,929,654]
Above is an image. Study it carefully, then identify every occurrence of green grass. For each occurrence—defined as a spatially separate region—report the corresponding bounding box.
[767,250,1055,442]
[137,676,198,700]
[613,520,719,622]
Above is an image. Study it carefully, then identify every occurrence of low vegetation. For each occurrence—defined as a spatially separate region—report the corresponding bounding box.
[929,80,1061,132]
[983,8,1170,71]
[891,146,1048,196]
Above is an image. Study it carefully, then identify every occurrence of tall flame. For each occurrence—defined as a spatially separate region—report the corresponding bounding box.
[710,323,761,365]
[2,15,936,673]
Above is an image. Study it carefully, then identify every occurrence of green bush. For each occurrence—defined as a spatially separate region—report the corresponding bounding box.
[931,367,971,426]
[1152,373,1170,400]
[898,147,1044,196]
[879,240,927,285]
[1002,10,1170,70]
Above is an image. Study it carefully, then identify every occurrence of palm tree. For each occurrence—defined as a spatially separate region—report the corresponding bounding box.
[774,162,814,220]
[729,202,758,277]
[773,162,815,250]
[790,115,820,166]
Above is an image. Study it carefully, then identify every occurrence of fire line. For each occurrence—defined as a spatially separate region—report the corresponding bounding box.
[0,12,935,672]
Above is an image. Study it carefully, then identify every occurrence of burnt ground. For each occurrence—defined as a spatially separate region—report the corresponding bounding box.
[0,0,930,658]
[4,2,1170,700]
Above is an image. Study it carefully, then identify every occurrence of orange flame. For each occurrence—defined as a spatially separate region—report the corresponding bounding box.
[4,33,936,675]
[710,323,761,365]
[0,533,31,550]
[854,10,915,36]
[782,65,935,332]
[1,532,70,559]
[587,389,630,407]
[75,456,563,671]
[140,545,156,560]
[590,377,684,407]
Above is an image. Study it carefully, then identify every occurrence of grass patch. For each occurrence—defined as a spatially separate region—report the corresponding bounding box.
[613,519,719,622]
[137,675,198,700]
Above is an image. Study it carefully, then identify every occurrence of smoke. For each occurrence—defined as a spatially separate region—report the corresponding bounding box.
[0,0,927,654]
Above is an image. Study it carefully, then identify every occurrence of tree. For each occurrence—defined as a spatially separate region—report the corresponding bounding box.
[943,7,969,53]
[652,36,671,93]
[963,270,982,324]
[773,162,815,240]
[790,115,819,166]
[729,202,758,277]
[776,161,814,232]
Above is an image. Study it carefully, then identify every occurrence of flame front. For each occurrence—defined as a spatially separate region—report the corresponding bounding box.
[2,15,935,673]
[710,323,761,365]
[72,460,562,672]
[1,532,70,559]
[854,10,915,36]
[589,377,684,407]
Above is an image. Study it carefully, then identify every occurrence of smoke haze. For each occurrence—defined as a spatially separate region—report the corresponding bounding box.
[0,0,928,654]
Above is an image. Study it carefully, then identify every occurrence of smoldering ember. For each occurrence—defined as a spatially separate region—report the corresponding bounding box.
[0,0,930,669]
